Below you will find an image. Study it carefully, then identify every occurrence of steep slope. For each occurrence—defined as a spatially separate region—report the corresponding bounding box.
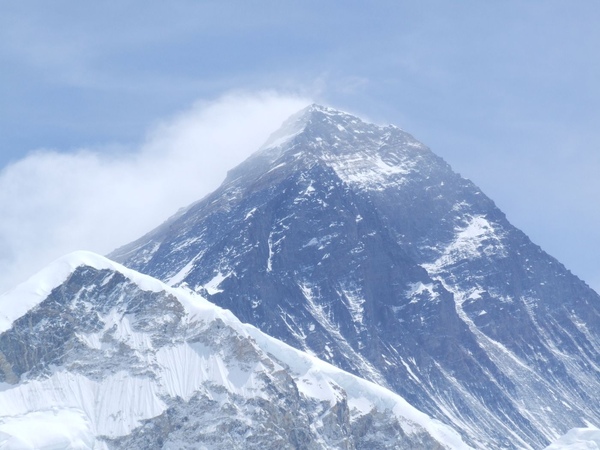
[112,105,600,448]
[0,251,469,449]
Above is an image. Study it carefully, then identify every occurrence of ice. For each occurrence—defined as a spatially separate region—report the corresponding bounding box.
[0,371,166,438]
[247,325,471,449]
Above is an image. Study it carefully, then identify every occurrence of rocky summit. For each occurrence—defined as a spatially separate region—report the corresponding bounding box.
[112,105,600,449]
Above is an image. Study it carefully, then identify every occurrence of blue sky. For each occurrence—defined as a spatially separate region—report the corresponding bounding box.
[1,1,599,293]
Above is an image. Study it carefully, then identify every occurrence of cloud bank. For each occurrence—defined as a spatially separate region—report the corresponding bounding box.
[0,91,310,294]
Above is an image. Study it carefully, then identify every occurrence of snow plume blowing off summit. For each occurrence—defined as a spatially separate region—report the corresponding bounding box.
[0,92,310,295]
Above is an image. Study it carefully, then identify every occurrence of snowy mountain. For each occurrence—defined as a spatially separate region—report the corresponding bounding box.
[0,251,469,449]
[112,104,600,449]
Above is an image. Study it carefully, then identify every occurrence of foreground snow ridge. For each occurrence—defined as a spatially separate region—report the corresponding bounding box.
[0,251,471,449]
[0,251,169,334]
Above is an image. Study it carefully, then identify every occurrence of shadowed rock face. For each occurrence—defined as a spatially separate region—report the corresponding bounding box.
[112,105,600,449]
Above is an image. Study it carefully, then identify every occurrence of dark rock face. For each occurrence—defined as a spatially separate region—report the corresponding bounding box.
[112,105,600,448]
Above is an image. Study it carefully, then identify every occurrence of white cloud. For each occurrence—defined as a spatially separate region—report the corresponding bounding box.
[0,91,310,294]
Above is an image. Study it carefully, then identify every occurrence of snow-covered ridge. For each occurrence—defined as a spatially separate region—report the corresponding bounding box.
[0,251,471,449]
[0,251,152,334]
[0,251,237,335]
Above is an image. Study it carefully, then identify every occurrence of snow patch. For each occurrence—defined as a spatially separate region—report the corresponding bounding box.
[337,285,365,325]
[265,162,287,174]
[423,215,507,273]
[167,253,203,286]
[324,151,415,192]
[204,271,232,295]
[244,207,258,220]
[406,282,439,303]
[300,282,389,387]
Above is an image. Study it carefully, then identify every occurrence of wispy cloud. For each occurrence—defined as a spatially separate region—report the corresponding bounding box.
[0,91,310,293]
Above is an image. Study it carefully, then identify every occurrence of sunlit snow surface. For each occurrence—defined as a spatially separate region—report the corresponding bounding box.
[0,251,471,449]
[545,427,600,449]
[0,409,94,450]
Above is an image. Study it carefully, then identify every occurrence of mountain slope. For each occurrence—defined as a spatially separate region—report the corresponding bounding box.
[112,105,600,449]
[0,251,469,449]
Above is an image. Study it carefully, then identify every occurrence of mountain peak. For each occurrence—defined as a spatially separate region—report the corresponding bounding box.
[231,104,431,195]
[109,100,600,448]
[301,103,363,121]
[0,251,172,334]
[303,103,342,115]
[259,103,386,152]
